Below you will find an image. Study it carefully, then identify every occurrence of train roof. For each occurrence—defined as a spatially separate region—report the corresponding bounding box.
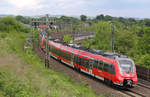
[51,40,128,59]
[48,41,121,64]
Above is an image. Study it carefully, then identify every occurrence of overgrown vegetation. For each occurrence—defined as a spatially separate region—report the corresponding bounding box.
[0,17,102,97]
[83,20,150,68]
[63,35,72,43]
[0,16,30,33]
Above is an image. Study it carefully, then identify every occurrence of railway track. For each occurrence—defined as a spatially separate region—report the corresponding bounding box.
[138,79,150,86]
[124,80,150,97]
[126,89,146,97]
[137,83,150,90]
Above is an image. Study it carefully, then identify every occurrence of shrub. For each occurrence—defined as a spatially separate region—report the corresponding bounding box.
[0,16,30,33]
[63,35,72,43]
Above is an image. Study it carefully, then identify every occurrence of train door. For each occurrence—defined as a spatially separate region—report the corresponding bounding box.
[108,63,115,81]
[103,62,115,80]
[97,61,104,79]
[71,54,74,66]
[89,60,94,75]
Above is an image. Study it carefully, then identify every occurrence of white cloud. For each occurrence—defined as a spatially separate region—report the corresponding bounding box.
[102,8,150,18]
[0,0,150,18]
[9,0,45,9]
[57,0,85,9]
[3,0,47,15]
[121,0,150,4]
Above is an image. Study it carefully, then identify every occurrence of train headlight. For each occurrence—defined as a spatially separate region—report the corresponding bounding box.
[132,73,135,77]
[120,71,124,76]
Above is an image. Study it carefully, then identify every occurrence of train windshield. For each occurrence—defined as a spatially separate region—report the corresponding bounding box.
[118,59,134,73]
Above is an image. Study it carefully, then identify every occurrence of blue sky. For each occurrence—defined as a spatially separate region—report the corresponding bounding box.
[0,0,150,18]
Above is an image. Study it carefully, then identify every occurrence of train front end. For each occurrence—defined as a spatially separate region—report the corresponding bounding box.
[115,57,138,88]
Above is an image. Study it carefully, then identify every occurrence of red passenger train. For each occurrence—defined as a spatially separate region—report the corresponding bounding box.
[39,32,138,88]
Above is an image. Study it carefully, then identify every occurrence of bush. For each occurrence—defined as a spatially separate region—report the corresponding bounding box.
[0,16,30,33]
[0,72,39,97]
[63,35,72,43]
[135,54,150,68]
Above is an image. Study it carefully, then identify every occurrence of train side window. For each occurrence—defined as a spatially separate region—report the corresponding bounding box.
[90,60,94,68]
[55,48,57,53]
[73,56,75,63]
[57,49,60,56]
[51,47,54,53]
[43,41,46,46]
[103,62,109,72]
[103,62,115,74]
[83,59,89,68]
[54,48,56,54]
[74,56,79,65]
[80,57,84,66]
[49,46,51,51]
[93,60,98,68]
[59,50,62,57]
[109,64,115,74]
[66,52,71,60]
[64,52,66,58]
[98,61,103,70]
[81,58,84,66]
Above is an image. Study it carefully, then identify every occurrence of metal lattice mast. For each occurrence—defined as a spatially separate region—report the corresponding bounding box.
[111,21,114,52]
[45,14,50,68]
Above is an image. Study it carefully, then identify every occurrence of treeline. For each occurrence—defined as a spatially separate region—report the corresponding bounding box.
[83,21,150,68]
[95,14,150,26]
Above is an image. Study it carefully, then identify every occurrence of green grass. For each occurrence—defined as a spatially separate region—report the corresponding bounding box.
[0,32,103,97]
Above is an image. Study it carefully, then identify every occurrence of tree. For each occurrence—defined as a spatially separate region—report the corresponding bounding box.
[118,17,126,24]
[91,21,111,50]
[0,16,30,33]
[80,15,87,22]
[63,35,72,43]
[16,15,24,22]
[138,27,150,54]
[96,14,104,20]
[115,30,137,56]
[59,16,79,24]
[144,19,150,26]
[0,16,20,32]
[16,15,30,24]
[104,15,113,21]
